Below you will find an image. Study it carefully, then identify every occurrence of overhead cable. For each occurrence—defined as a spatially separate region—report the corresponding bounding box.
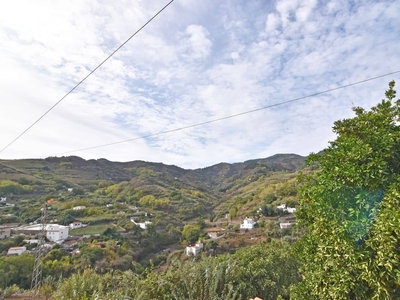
[0,0,175,154]
[47,70,400,156]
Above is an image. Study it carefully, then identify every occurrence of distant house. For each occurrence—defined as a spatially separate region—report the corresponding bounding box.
[278,215,297,224]
[186,242,203,256]
[7,246,26,256]
[277,204,286,210]
[43,241,56,249]
[72,206,86,210]
[69,221,83,229]
[24,239,39,244]
[0,227,11,239]
[204,227,225,239]
[277,204,296,214]
[62,239,79,250]
[106,204,113,208]
[0,197,6,202]
[240,218,256,229]
[280,223,293,229]
[46,224,69,242]
[67,188,73,192]
[130,218,152,229]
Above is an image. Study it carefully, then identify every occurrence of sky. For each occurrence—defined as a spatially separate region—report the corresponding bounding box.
[0,0,399,169]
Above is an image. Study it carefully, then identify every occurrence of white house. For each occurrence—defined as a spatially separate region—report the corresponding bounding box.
[69,221,83,229]
[43,242,56,249]
[277,204,286,210]
[7,246,26,255]
[186,242,203,256]
[72,206,86,210]
[240,218,256,229]
[106,204,113,207]
[286,207,296,213]
[67,188,73,192]
[46,224,69,242]
[0,197,6,202]
[280,222,293,229]
[277,204,296,214]
[24,239,39,244]
[130,218,152,229]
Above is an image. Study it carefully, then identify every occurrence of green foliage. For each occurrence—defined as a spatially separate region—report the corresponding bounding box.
[0,180,32,195]
[0,253,34,290]
[276,180,297,197]
[293,81,400,299]
[181,224,202,244]
[264,193,277,204]
[53,242,300,300]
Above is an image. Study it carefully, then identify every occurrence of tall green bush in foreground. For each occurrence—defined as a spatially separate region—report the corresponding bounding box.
[292,81,400,299]
[54,242,300,300]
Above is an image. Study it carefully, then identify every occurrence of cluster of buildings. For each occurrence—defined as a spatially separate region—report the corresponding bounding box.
[2,221,88,256]
[276,204,297,214]
[130,218,152,229]
[10,224,70,242]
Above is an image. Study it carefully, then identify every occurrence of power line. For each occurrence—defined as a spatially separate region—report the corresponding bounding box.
[0,0,175,154]
[47,70,400,157]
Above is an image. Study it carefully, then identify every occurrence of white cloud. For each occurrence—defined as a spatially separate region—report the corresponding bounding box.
[0,0,399,168]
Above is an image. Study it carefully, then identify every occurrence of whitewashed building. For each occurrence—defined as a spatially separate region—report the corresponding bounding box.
[277,204,296,214]
[13,224,69,242]
[7,246,26,255]
[130,218,152,229]
[240,218,256,229]
[46,224,69,242]
[72,206,86,210]
[186,242,203,256]
[69,221,83,229]
[280,223,293,229]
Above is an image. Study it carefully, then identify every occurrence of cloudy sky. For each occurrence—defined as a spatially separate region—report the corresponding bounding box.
[0,0,399,169]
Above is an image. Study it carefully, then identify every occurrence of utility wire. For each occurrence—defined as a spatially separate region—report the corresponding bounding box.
[47,70,400,157]
[0,0,175,154]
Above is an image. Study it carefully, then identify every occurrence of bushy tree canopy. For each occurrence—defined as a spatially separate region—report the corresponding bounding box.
[293,81,400,299]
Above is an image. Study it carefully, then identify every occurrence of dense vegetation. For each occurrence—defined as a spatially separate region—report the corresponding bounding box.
[1,82,400,299]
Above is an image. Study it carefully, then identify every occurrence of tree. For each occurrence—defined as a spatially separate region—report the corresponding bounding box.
[181,224,202,244]
[229,206,238,220]
[292,81,400,299]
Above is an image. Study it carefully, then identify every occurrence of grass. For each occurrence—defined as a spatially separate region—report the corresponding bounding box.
[70,224,115,235]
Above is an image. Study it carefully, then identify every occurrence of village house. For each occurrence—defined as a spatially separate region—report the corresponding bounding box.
[46,224,69,242]
[280,223,293,229]
[186,241,203,256]
[0,197,6,202]
[240,218,256,229]
[72,206,86,210]
[0,226,11,239]
[130,218,152,229]
[43,241,57,249]
[7,246,26,256]
[62,238,80,250]
[204,227,225,239]
[69,221,83,229]
[279,215,297,229]
[12,224,69,243]
[277,204,296,214]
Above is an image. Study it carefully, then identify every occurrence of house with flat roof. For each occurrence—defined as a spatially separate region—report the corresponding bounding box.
[7,246,26,255]
[186,242,203,256]
[240,218,256,229]
[12,224,69,242]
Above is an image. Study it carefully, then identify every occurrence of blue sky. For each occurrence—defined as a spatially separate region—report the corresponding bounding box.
[0,0,399,168]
